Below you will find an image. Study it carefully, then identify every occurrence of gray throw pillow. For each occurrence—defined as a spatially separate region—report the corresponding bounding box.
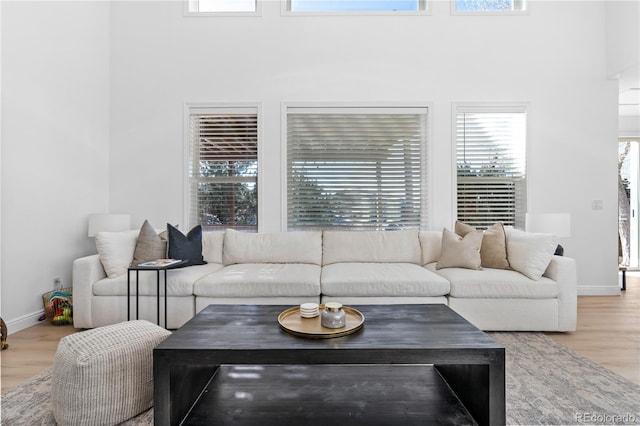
[131,220,167,266]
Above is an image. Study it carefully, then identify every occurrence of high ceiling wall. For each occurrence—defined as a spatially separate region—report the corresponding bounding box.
[0,0,631,331]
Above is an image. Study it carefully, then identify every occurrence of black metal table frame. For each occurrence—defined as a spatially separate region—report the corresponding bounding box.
[127,260,187,328]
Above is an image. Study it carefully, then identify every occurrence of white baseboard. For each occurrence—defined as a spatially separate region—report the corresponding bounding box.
[5,309,45,335]
[577,286,622,296]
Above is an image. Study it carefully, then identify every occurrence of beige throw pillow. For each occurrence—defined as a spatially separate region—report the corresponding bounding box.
[131,220,167,266]
[455,220,510,270]
[436,228,483,270]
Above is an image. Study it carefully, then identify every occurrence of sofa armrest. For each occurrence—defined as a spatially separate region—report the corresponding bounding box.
[72,254,106,329]
[543,255,577,331]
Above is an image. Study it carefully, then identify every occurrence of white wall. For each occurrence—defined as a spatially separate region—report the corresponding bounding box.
[606,0,639,78]
[607,1,640,137]
[1,1,111,332]
[620,115,640,137]
[109,1,619,295]
[0,0,624,331]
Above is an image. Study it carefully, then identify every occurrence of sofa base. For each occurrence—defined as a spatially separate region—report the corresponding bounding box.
[195,297,320,314]
[75,295,195,330]
[448,297,563,331]
[321,296,448,305]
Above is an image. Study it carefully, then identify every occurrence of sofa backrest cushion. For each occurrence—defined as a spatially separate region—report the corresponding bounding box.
[419,230,442,265]
[322,229,421,265]
[202,231,224,264]
[223,229,323,265]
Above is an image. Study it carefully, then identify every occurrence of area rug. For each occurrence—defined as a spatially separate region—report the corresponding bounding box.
[1,333,638,425]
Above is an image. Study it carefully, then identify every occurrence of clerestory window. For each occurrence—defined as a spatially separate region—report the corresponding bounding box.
[285,0,428,14]
[453,0,526,14]
[185,0,259,16]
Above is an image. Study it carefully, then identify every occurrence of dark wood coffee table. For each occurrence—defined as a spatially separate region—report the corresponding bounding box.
[154,304,505,426]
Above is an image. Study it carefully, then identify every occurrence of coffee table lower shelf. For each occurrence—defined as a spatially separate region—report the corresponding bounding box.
[181,364,477,425]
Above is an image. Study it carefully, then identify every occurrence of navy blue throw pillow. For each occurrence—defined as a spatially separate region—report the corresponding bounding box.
[166,224,206,267]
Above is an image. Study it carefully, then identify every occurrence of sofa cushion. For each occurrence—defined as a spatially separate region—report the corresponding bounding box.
[93,263,223,297]
[321,263,450,297]
[223,229,322,265]
[202,231,224,264]
[436,228,483,270]
[419,230,442,265]
[505,227,557,280]
[95,230,139,278]
[455,221,510,270]
[427,263,559,299]
[131,220,167,267]
[322,229,421,265]
[167,224,206,267]
[194,263,321,297]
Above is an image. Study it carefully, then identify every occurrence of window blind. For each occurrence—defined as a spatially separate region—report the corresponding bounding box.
[456,110,526,229]
[189,112,258,231]
[286,108,427,230]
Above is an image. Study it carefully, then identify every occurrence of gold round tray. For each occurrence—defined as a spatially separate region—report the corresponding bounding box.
[278,305,365,339]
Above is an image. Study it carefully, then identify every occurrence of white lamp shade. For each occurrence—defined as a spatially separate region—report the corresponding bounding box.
[88,214,131,237]
[525,213,571,238]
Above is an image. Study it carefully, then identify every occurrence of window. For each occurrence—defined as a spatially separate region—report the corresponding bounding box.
[286,0,428,14]
[186,0,259,15]
[286,106,428,230]
[455,106,526,229]
[453,0,526,14]
[187,105,259,231]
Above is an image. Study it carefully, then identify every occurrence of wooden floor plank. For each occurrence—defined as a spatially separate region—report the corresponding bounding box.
[1,321,78,393]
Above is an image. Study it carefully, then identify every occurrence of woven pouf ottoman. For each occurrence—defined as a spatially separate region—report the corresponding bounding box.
[52,320,171,426]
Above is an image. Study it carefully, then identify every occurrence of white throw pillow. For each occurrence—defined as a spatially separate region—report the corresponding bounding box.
[95,230,139,278]
[505,227,558,280]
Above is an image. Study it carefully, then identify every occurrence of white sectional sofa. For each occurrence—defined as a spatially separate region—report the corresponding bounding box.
[72,227,577,331]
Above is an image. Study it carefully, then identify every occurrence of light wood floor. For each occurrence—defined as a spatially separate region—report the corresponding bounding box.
[548,272,640,386]
[1,275,639,394]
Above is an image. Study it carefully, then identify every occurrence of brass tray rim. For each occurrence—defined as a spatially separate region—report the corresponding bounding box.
[278,304,365,339]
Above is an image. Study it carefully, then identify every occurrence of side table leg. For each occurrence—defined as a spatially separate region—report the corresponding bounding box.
[127,270,130,321]
[136,270,140,320]
[164,269,168,329]
[156,270,161,326]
